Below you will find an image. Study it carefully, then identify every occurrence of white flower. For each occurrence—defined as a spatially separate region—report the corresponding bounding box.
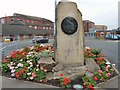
[7,64,11,67]
[20,59,23,61]
[29,62,33,65]
[112,64,115,67]
[17,63,23,67]
[27,72,32,75]
[27,61,30,63]
[11,69,15,73]
[30,60,32,62]
[36,64,39,67]
[30,64,33,67]
[30,77,33,80]
[9,66,14,70]
[30,46,34,50]
[28,67,31,69]
[85,47,90,49]
[10,62,13,65]
[11,73,15,77]
[40,44,44,46]
[15,66,18,69]
[52,51,54,53]
[36,68,39,71]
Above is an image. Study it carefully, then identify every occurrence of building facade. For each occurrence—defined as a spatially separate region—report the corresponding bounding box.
[83,20,95,32]
[0,13,54,31]
[0,13,54,42]
[94,25,107,30]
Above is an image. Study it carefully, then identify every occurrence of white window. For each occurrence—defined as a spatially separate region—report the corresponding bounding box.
[35,26,37,29]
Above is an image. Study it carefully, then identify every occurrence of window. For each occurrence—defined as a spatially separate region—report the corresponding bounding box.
[35,26,37,29]
[1,18,5,24]
[43,27,45,30]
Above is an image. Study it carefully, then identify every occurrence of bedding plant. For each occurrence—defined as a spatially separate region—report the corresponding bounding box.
[2,45,117,89]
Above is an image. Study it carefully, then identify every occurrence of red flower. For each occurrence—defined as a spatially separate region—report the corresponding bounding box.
[3,59,9,63]
[96,58,103,61]
[32,73,36,78]
[98,54,105,57]
[11,54,16,59]
[93,76,98,81]
[89,53,94,57]
[89,84,94,90]
[83,84,87,88]
[19,69,25,75]
[63,81,67,85]
[60,74,64,77]
[64,77,71,83]
[15,72,20,78]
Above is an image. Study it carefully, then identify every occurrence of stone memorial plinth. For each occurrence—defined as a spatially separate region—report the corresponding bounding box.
[55,0,84,67]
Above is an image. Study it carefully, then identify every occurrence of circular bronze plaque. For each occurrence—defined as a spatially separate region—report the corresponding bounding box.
[61,17,78,35]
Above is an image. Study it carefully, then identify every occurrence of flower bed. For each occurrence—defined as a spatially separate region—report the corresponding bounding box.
[2,45,118,90]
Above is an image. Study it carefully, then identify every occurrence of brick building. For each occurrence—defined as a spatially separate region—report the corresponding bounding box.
[0,13,54,42]
[0,13,54,31]
[94,25,107,30]
[83,20,95,32]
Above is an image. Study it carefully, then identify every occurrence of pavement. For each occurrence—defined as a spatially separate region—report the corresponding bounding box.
[1,76,57,89]
[0,74,119,89]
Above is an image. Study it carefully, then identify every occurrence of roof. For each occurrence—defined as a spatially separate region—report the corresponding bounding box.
[0,24,54,35]
[13,13,53,23]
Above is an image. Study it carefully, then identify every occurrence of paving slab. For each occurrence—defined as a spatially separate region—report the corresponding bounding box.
[1,76,58,88]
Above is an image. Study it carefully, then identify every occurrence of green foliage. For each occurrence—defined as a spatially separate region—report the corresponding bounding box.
[35,70,46,82]
[40,50,54,58]
[91,48,102,55]
[82,75,96,86]
[2,62,9,73]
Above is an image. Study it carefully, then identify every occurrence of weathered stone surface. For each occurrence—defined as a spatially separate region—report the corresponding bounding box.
[54,66,87,80]
[38,57,57,72]
[52,63,64,72]
[86,58,100,72]
[46,72,54,80]
[55,0,84,67]
[96,75,118,88]
[38,57,56,64]
[85,71,94,78]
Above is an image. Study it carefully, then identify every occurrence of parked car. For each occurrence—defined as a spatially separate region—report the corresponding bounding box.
[32,36,48,43]
[3,36,10,42]
[106,34,118,40]
[116,34,120,40]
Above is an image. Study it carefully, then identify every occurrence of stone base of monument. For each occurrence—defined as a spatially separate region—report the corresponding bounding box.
[38,57,118,89]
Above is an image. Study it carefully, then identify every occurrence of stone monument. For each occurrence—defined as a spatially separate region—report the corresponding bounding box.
[55,0,84,67]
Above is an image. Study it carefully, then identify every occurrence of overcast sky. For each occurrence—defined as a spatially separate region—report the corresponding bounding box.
[0,0,119,29]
